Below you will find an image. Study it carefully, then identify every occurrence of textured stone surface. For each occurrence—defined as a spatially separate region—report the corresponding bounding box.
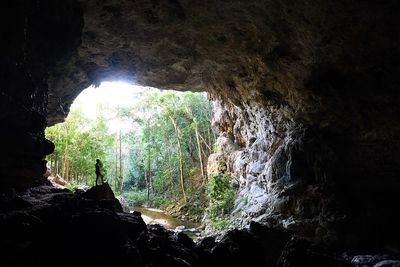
[0,0,83,188]
[1,0,400,253]
[0,184,343,267]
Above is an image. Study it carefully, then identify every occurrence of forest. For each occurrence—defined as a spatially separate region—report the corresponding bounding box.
[46,87,235,227]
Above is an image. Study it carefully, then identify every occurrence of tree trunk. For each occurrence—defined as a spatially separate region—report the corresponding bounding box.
[69,162,73,182]
[61,159,65,179]
[195,127,206,185]
[170,116,187,204]
[207,127,212,151]
[62,160,66,180]
[119,130,123,193]
[66,145,69,181]
[199,130,212,152]
[55,155,58,175]
[187,134,195,163]
[147,155,151,206]
[66,160,69,182]
[146,119,151,206]
[115,135,118,191]
[168,147,174,186]
[49,155,53,176]
[149,160,152,193]
[144,170,149,206]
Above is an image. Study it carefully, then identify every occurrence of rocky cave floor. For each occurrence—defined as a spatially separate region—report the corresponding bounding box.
[0,183,399,267]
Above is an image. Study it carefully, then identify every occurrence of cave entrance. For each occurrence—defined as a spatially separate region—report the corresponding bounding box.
[45,81,214,234]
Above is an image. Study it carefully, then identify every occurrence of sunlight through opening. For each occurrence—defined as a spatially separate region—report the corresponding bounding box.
[72,82,150,133]
[45,81,217,237]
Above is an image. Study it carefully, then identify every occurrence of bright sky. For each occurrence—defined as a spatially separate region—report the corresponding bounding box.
[71,81,149,133]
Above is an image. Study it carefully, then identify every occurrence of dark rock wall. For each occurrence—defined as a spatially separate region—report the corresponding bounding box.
[206,0,400,247]
[3,183,353,267]
[1,0,400,249]
[0,0,83,187]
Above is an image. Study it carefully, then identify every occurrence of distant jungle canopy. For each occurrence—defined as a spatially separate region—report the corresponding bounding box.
[45,88,216,208]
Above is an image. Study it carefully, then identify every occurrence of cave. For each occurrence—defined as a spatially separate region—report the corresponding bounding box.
[1,0,400,266]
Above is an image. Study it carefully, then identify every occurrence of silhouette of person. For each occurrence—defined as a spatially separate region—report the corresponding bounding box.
[95,159,104,186]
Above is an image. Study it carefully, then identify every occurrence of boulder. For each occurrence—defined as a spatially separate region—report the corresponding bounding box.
[82,182,123,212]
[48,174,67,189]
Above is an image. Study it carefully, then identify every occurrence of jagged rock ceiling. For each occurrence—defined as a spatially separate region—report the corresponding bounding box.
[48,0,400,127]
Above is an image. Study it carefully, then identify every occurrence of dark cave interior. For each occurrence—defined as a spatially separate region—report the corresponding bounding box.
[1,0,400,266]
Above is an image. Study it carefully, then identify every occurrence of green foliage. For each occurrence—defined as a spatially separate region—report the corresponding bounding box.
[242,195,249,206]
[207,173,236,229]
[122,190,164,207]
[183,184,208,221]
[46,87,217,225]
[189,167,200,177]
[122,190,148,206]
[64,182,76,192]
[123,89,215,209]
[46,107,116,187]
[212,143,220,153]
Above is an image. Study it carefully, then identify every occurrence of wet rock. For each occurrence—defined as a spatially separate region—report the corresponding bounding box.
[277,237,352,267]
[175,232,195,249]
[208,223,292,267]
[2,184,400,266]
[373,260,400,267]
[351,255,383,266]
[175,225,186,232]
[349,255,400,267]
[0,184,205,266]
[116,195,130,213]
[198,236,216,251]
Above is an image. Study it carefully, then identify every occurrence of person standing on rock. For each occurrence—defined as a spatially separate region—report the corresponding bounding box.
[95,159,104,186]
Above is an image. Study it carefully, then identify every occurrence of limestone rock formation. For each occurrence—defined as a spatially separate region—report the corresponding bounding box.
[0,183,355,267]
[1,0,400,258]
[48,174,67,189]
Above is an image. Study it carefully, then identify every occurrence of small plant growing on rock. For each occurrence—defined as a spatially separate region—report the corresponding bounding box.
[206,173,236,229]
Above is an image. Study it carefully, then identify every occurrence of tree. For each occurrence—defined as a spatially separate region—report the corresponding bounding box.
[46,87,215,214]
[46,105,116,186]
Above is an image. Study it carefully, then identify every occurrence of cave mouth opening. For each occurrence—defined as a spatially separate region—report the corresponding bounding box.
[45,81,217,235]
